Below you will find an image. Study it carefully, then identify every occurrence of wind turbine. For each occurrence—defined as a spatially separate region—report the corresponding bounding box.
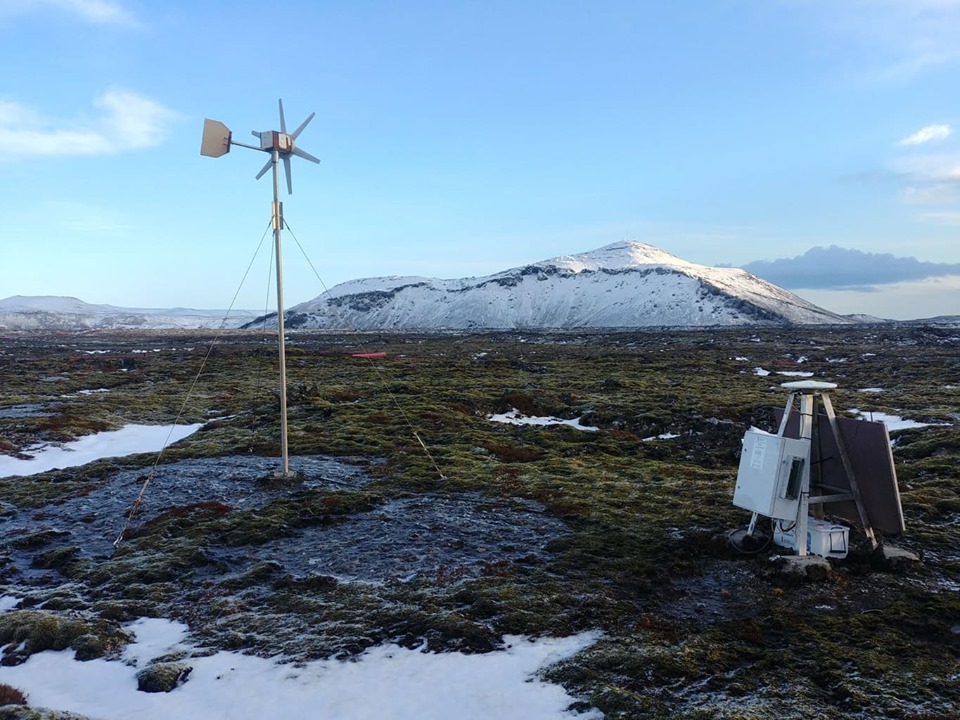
[200,100,321,478]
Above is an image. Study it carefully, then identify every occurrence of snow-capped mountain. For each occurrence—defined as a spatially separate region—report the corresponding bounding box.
[264,241,852,329]
[0,296,256,331]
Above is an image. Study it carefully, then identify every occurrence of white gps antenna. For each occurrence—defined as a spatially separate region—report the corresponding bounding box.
[200,100,320,478]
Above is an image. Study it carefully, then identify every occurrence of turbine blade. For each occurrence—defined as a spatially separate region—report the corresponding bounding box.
[251,130,261,138]
[278,99,286,133]
[283,156,293,194]
[291,112,315,139]
[255,157,272,180]
[292,147,321,164]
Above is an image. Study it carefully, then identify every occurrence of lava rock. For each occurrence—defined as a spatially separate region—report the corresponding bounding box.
[771,554,832,584]
[872,543,921,573]
[135,661,192,693]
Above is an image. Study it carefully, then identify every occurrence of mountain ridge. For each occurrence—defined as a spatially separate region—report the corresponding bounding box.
[275,241,854,329]
[8,242,945,331]
[0,295,256,331]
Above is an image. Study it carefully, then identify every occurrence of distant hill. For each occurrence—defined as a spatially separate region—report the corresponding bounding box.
[0,296,255,331]
[248,241,854,330]
[913,315,960,327]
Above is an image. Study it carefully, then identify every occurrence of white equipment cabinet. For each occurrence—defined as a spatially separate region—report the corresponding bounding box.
[733,430,810,521]
[729,381,887,559]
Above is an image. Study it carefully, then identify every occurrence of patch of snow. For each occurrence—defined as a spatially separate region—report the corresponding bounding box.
[858,388,884,393]
[488,409,599,432]
[0,595,19,612]
[642,432,680,442]
[734,356,749,361]
[0,423,203,478]
[847,409,946,432]
[753,367,771,376]
[776,371,814,377]
[61,388,112,398]
[122,618,190,666]
[0,617,601,720]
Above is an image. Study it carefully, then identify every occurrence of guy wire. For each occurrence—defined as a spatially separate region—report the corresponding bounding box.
[114,220,274,546]
[284,220,447,481]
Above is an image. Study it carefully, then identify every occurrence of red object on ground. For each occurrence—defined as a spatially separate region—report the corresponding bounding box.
[350,352,387,359]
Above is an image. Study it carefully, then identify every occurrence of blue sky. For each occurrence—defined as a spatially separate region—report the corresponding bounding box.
[1,0,959,319]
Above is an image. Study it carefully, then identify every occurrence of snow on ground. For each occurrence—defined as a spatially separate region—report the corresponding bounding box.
[642,433,680,442]
[753,368,814,378]
[0,595,18,612]
[60,388,111,398]
[0,618,601,720]
[858,388,884,393]
[847,409,946,431]
[488,409,598,432]
[0,423,203,478]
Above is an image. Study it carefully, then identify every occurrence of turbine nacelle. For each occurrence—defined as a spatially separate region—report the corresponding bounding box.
[255,130,295,153]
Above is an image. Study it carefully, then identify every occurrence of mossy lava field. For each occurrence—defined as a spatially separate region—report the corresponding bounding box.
[0,325,958,718]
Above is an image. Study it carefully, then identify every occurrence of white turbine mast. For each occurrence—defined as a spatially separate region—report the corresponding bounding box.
[200,99,321,478]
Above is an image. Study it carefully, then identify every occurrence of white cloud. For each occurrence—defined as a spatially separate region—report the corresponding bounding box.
[898,124,952,146]
[901,182,960,206]
[890,151,960,217]
[0,0,137,26]
[919,210,960,225]
[0,91,178,160]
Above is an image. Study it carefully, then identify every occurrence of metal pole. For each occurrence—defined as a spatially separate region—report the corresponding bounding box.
[794,392,815,557]
[271,148,291,477]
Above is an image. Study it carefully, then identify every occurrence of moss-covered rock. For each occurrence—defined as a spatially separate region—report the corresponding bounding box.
[135,662,192,693]
[0,611,127,663]
[0,707,92,720]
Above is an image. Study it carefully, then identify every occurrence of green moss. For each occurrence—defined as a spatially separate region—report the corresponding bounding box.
[0,610,127,661]
[2,326,959,717]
